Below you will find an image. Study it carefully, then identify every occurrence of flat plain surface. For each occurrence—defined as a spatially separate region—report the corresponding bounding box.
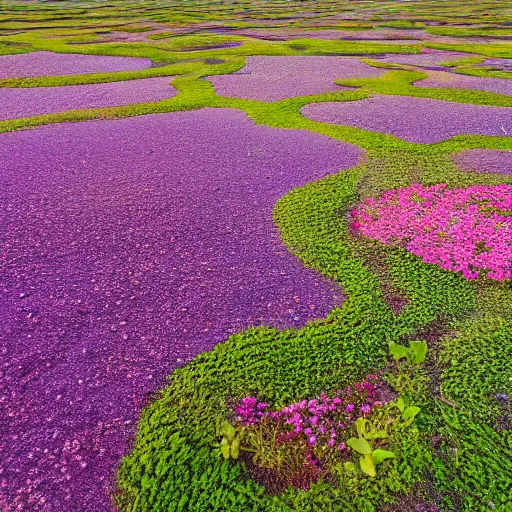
[1,108,361,510]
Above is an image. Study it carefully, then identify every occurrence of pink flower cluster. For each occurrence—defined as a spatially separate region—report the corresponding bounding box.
[235,397,269,426]
[351,184,512,281]
[235,377,382,456]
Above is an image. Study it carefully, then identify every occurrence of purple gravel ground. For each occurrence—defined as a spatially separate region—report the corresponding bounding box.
[0,77,177,120]
[479,58,512,72]
[219,27,488,45]
[413,70,512,96]
[0,108,362,511]
[229,27,421,43]
[453,149,512,174]
[301,95,512,143]
[376,49,476,70]
[208,56,385,102]
[0,51,152,79]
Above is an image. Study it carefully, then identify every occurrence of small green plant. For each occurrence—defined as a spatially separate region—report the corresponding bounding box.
[346,400,420,477]
[217,420,241,460]
[389,339,428,364]
[346,417,395,477]
[394,397,421,426]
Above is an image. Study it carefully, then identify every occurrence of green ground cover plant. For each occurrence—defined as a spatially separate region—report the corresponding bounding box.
[426,26,512,38]
[115,149,511,510]
[425,42,512,59]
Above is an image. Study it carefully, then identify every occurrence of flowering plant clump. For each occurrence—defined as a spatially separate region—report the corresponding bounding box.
[233,377,386,490]
[350,184,512,281]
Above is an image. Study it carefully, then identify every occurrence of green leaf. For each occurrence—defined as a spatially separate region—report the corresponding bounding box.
[372,449,396,464]
[360,453,376,477]
[220,439,230,459]
[220,421,236,441]
[347,437,372,455]
[402,406,421,422]
[366,430,389,440]
[389,342,410,363]
[230,438,240,459]
[355,417,369,438]
[410,340,428,364]
[395,397,405,413]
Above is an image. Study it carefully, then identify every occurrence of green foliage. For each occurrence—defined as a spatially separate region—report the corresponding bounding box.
[439,316,512,424]
[390,340,428,364]
[347,402,420,477]
[425,42,512,59]
[347,437,373,455]
[115,432,267,511]
[218,421,241,460]
[337,69,512,107]
[432,405,512,511]
[426,26,512,38]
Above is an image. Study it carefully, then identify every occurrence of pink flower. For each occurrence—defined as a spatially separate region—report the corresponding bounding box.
[351,184,512,282]
[360,404,371,416]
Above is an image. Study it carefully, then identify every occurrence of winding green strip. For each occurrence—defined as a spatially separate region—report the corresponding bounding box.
[337,70,512,107]
[2,57,512,158]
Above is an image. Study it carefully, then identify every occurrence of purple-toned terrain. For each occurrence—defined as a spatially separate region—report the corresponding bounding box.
[301,95,512,143]
[0,77,177,120]
[0,51,152,79]
[227,27,422,43]
[212,27,495,45]
[208,56,385,101]
[479,58,512,72]
[453,149,512,174]
[0,108,362,511]
[376,49,474,70]
[414,70,512,96]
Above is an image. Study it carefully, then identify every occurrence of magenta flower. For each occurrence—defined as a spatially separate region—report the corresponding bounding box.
[360,404,371,416]
[234,375,385,465]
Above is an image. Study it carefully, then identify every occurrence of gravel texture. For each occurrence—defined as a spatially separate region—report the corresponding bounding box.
[229,27,421,43]
[208,56,385,102]
[301,94,512,143]
[479,58,512,72]
[215,27,473,44]
[376,49,475,70]
[0,51,152,79]
[0,77,177,120]
[0,108,361,511]
[453,149,512,174]
[414,70,512,96]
